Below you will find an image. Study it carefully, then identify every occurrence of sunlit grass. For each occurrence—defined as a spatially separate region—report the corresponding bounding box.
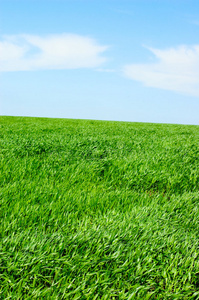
[0,116,199,299]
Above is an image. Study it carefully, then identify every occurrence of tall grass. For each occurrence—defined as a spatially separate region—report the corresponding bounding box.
[0,116,199,299]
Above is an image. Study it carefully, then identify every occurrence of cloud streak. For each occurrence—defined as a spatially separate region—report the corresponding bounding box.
[0,34,108,72]
[123,45,199,97]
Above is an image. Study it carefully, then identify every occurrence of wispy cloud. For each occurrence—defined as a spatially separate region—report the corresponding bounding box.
[96,68,115,73]
[114,9,134,16]
[123,45,199,97]
[191,20,199,26]
[0,34,108,72]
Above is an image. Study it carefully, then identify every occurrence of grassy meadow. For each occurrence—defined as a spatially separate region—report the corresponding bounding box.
[0,116,199,299]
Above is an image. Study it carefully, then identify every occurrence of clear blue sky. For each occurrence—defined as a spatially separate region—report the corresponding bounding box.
[1,0,199,125]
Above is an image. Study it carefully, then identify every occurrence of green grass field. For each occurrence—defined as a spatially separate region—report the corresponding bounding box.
[1,116,199,299]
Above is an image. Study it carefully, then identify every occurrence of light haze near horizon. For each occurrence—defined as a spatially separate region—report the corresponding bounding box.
[1,0,199,125]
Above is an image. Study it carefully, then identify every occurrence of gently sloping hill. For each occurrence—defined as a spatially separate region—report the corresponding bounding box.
[0,116,199,299]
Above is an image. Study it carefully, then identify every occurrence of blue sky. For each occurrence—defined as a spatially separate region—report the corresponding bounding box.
[1,0,199,125]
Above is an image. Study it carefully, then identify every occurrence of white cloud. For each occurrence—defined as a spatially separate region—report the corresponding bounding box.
[123,45,199,97]
[0,34,108,72]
